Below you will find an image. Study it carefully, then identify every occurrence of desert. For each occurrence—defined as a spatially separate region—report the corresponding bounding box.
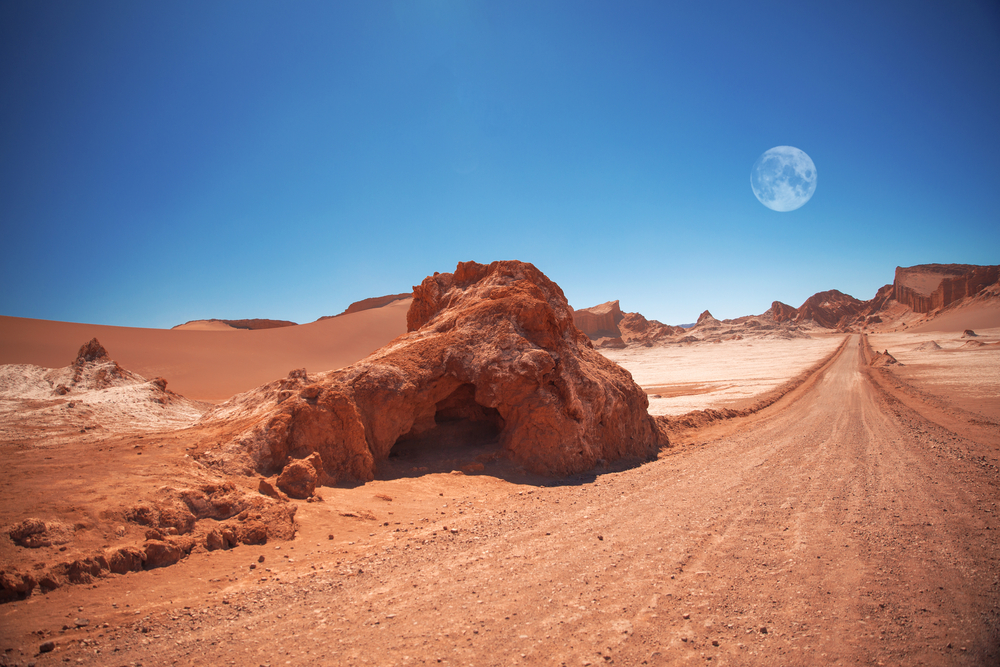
[0,260,998,667]
[3,4,1000,665]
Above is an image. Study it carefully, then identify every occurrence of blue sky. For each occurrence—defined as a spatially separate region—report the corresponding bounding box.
[2,1,998,328]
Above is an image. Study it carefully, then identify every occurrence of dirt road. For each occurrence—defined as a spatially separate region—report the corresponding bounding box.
[2,335,998,666]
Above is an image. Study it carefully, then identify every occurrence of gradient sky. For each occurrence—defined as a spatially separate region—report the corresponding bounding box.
[2,1,998,328]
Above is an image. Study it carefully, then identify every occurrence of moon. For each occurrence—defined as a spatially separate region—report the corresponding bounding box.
[750,146,817,212]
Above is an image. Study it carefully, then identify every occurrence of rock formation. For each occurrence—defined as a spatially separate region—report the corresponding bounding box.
[201,261,663,481]
[694,310,721,328]
[573,301,685,347]
[618,312,685,346]
[793,290,867,330]
[892,264,1000,314]
[767,301,797,323]
[572,301,624,340]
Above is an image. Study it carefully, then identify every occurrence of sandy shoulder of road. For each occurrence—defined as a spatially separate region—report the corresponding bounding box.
[868,327,1000,422]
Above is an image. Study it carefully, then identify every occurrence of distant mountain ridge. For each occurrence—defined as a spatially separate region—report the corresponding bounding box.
[573,263,1000,346]
[173,293,414,330]
[172,318,298,331]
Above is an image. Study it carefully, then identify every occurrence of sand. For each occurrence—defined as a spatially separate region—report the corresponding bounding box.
[868,326,1000,421]
[0,299,411,403]
[2,334,997,665]
[906,300,1000,332]
[600,334,846,415]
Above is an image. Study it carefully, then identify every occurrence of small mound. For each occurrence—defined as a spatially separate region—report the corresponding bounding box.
[914,341,943,351]
[76,338,110,363]
[0,338,207,431]
[870,349,902,367]
[961,340,985,348]
[963,329,978,337]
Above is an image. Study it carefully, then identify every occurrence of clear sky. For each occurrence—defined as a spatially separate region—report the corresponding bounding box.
[2,1,998,328]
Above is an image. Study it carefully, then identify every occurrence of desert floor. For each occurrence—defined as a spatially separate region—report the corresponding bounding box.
[1,332,999,666]
[601,335,845,416]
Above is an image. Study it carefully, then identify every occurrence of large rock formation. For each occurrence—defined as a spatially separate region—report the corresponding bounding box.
[572,301,624,340]
[793,289,867,329]
[694,310,721,328]
[573,301,683,347]
[892,264,1000,314]
[766,301,798,323]
[201,261,663,480]
[618,312,684,346]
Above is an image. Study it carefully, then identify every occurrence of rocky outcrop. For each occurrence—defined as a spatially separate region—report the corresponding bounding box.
[202,261,663,480]
[618,312,684,346]
[695,310,721,328]
[76,338,111,363]
[276,453,324,499]
[574,302,684,347]
[893,264,1000,314]
[767,301,797,323]
[794,290,867,329]
[572,301,624,340]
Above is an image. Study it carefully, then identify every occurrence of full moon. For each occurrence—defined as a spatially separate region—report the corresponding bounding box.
[751,146,817,212]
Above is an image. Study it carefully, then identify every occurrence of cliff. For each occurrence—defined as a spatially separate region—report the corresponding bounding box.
[572,301,624,340]
[893,264,1000,314]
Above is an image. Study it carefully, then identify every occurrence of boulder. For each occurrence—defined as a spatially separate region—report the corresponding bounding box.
[8,517,47,547]
[203,260,663,480]
[276,457,320,499]
[105,546,146,574]
[0,569,37,602]
[143,540,184,569]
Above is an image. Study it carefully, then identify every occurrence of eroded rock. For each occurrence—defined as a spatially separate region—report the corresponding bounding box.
[202,260,663,480]
[276,457,319,499]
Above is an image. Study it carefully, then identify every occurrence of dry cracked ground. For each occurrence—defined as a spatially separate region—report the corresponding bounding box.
[1,334,998,666]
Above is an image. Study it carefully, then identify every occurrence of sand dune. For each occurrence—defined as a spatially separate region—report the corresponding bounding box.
[907,300,1000,333]
[0,299,411,403]
[170,320,242,331]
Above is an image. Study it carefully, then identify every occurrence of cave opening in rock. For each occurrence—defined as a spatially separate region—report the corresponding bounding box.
[385,383,505,474]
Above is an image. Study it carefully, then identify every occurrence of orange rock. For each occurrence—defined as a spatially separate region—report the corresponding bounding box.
[204,261,664,481]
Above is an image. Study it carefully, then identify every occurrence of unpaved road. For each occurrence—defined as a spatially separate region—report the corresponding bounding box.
[2,334,998,666]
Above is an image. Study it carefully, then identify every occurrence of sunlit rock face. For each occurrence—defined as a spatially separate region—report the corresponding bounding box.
[893,264,1000,314]
[202,260,663,482]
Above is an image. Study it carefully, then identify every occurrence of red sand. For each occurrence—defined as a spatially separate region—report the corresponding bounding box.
[0,299,411,403]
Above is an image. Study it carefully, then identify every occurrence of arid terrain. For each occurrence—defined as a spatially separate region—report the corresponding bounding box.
[1,262,998,666]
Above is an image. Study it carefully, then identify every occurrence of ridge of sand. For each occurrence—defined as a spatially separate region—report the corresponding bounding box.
[171,320,240,331]
[0,299,412,403]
